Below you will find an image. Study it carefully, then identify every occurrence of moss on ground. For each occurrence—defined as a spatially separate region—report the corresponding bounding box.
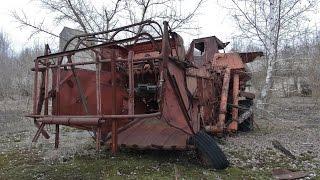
[0,147,276,180]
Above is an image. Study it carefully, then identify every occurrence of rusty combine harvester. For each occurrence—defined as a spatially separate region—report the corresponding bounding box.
[27,20,262,169]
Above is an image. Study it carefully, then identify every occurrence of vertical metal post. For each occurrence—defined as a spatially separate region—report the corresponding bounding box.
[56,58,61,115]
[95,53,102,151]
[55,124,59,149]
[128,51,135,115]
[44,45,50,115]
[68,55,89,114]
[33,59,39,115]
[159,21,170,112]
[217,68,231,132]
[111,51,118,154]
[55,56,62,148]
[229,73,240,131]
[96,53,102,115]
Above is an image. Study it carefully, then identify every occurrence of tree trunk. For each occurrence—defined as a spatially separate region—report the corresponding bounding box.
[257,0,279,108]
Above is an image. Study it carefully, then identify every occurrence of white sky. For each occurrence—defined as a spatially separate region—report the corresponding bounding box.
[2,0,318,53]
[0,0,238,53]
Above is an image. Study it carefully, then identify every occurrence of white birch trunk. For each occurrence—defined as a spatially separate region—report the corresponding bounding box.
[257,0,278,108]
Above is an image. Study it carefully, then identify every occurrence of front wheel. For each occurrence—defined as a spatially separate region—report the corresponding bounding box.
[193,131,229,170]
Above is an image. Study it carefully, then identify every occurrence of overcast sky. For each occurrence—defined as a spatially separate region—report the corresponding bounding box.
[0,0,239,52]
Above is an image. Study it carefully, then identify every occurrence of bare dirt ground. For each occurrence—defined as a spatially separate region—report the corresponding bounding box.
[0,96,319,179]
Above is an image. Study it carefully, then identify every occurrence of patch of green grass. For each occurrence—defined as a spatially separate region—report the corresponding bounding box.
[0,147,318,180]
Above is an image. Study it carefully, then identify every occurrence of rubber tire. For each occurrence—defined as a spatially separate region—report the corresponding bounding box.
[194,131,229,170]
[238,99,254,132]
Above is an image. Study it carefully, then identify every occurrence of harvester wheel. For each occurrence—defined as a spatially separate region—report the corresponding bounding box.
[238,99,254,132]
[194,131,229,170]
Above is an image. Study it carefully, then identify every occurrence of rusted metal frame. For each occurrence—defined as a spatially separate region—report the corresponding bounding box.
[131,33,161,52]
[38,33,160,65]
[62,20,161,51]
[232,74,240,122]
[158,21,170,113]
[36,72,45,114]
[47,60,98,69]
[33,59,39,115]
[66,55,89,114]
[34,56,162,70]
[186,74,214,80]
[43,44,51,115]
[54,56,62,148]
[95,54,102,115]
[217,68,231,132]
[33,122,50,139]
[95,52,102,151]
[27,112,161,119]
[55,124,59,149]
[32,57,50,140]
[229,73,240,132]
[37,37,140,61]
[111,50,118,154]
[39,117,105,125]
[32,123,45,142]
[139,23,163,37]
[101,55,162,63]
[167,71,195,135]
[128,51,135,115]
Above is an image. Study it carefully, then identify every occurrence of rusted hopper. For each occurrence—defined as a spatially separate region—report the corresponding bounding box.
[27,20,262,169]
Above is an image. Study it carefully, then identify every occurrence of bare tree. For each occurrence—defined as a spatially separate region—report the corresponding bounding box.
[12,0,204,41]
[228,0,317,107]
[0,31,14,99]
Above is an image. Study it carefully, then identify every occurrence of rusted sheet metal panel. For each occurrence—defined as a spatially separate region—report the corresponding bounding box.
[239,52,263,63]
[213,53,245,70]
[116,117,189,150]
[52,69,127,116]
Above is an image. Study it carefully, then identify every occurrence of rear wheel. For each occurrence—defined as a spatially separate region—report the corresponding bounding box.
[193,131,229,170]
[238,99,254,132]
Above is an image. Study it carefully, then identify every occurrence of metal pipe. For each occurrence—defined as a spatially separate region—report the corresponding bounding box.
[111,50,118,154]
[27,112,161,119]
[128,51,135,115]
[55,57,61,116]
[228,73,240,132]
[95,53,102,115]
[158,21,170,112]
[38,117,104,126]
[55,124,59,149]
[32,55,163,70]
[217,67,231,131]
[62,20,160,51]
[44,45,50,115]
[33,58,39,114]
[37,32,161,62]
[32,123,45,142]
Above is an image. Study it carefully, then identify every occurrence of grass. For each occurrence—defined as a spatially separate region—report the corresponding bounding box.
[0,146,274,180]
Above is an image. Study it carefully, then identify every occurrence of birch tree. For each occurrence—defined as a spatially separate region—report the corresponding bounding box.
[229,0,317,107]
[12,0,204,39]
